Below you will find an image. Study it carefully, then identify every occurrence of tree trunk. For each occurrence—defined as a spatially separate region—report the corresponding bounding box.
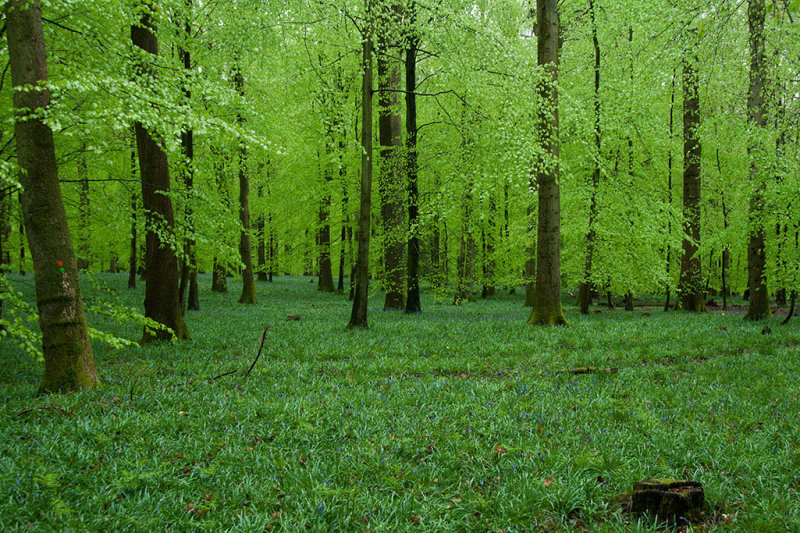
[744,0,771,321]
[577,0,602,315]
[7,0,99,392]
[678,43,706,313]
[664,76,676,312]
[18,198,25,275]
[338,162,348,293]
[482,195,497,298]
[405,1,422,313]
[0,196,7,333]
[178,5,199,311]
[378,4,405,311]
[317,188,335,292]
[211,147,229,293]
[132,9,190,342]
[77,153,90,271]
[454,182,476,305]
[233,66,256,305]
[348,0,374,329]
[256,183,267,281]
[128,143,138,290]
[527,0,566,326]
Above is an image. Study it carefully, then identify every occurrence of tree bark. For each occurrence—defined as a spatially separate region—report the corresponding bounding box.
[211,147,229,293]
[405,0,422,313]
[128,138,138,289]
[6,0,99,392]
[744,0,771,321]
[348,0,374,329]
[678,43,706,313]
[378,2,405,311]
[577,0,601,315]
[664,76,676,312]
[178,3,199,311]
[233,65,257,304]
[77,153,90,271]
[527,0,566,326]
[132,8,190,342]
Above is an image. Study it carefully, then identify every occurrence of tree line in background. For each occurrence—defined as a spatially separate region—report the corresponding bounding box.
[0,0,798,392]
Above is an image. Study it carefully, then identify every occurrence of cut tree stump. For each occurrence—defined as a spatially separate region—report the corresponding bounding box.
[632,478,704,523]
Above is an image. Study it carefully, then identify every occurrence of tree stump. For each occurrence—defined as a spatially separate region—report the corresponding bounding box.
[632,479,704,523]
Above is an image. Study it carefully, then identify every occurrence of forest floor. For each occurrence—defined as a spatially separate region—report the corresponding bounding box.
[1,273,799,531]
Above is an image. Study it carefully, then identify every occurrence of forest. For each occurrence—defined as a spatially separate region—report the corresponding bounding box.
[1,0,799,529]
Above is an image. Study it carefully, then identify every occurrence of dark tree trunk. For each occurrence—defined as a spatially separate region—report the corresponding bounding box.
[211,147,229,293]
[18,198,25,275]
[348,0,374,329]
[405,1,422,313]
[378,3,405,311]
[338,167,348,293]
[0,196,7,333]
[527,0,566,326]
[7,0,99,392]
[317,188,335,292]
[178,5,199,311]
[664,76,676,312]
[577,0,601,315]
[132,9,189,342]
[233,66,256,304]
[257,183,268,281]
[744,0,771,321]
[678,44,706,313]
[128,144,138,290]
[77,153,90,271]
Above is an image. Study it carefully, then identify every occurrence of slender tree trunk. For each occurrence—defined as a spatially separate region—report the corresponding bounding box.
[483,195,497,298]
[0,196,7,333]
[378,3,405,310]
[7,0,99,391]
[132,9,189,342]
[233,65,256,304]
[527,0,566,326]
[257,183,267,281]
[338,164,348,293]
[128,189,138,290]
[678,43,706,313]
[405,1,422,313]
[454,181,476,305]
[744,0,771,321]
[348,0,374,329]
[664,76,676,312]
[577,0,602,315]
[18,198,25,275]
[211,147,229,293]
[77,153,90,271]
[317,184,335,292]
[178,5,199,311]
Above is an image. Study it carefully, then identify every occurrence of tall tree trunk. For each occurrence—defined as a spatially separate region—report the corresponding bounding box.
[211,147,229,293]
[77,153,90,271]
[378,3,405,311]
[18,196,25,275]
[678,43,706,313]
[338,156,349,293]
[178,3,199,311]
[523,201,536,307]
[0,196,7,333]
[744,0,771,321]
[233,66,256,304]
[577,0,601,315]
[454,182,476,305]
[405,0,422,313]
[128,191,138,290]
[256,183,268,281]
[6,0,99,392]
[664,76,676,312]
[348,0,374,329]
[132,8,190,342]
[527,0,566,326]
[317,182,335,292]
[483,195,497,298]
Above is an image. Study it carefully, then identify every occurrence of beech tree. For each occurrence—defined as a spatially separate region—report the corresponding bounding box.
[528,0,567,326]
[132,4,190,342]
[6,0,99,392]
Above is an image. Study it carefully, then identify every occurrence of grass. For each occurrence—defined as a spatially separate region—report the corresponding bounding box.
[1,273,800,531]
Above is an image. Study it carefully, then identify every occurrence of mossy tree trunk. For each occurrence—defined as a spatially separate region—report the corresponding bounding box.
[378,3,405,311]
[405,1,422,314]
[132,8,190,342]
[744,0,771,321]
[7,0,99,392]
[348,0,374,329]
[233,65,256,305]
[577,0,602,315]
[527,0,566,326]
[678,44,706,313]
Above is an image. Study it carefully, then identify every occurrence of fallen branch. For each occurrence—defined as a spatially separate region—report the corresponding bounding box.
[245,325,271,378]
[211,369,238,381]
[15,405,72,417]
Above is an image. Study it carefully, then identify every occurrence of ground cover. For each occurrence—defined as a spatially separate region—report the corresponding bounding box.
[1,274,799,531]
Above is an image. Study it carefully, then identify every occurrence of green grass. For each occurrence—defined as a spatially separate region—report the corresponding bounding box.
[1,273,799,531]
